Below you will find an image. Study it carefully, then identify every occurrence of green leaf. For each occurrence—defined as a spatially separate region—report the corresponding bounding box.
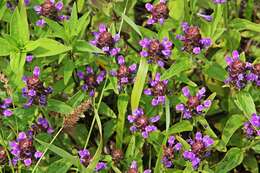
[0,38,16,56]
[214,148,244,173]
[211,5,223,38]
[44,18,66,39]
[197,116,218,138]
[168,0,184,21]
[99,102,117,119]
[234,91,256,119]
[131,58,149,111]
[166,120,193,135]
[221,114,246,145]
[121,14,142,37]
[47,99,73,114]
[165,97,170,132]
[203,62,228,81]
[35,138,80,167]
[125,135,135,158]
[31,38,71,57]
[176,136,190,150]
[229,18,260,32]
[47,159,73,173]
[73,40,103,53]
[67,90,86,107]
[10,8,29,45]
[116,94,129,149]
[161,57,191,80]
[243,153,259,173]
[63,59,75,85]
[9,52,26,78]
[77,0,85,12]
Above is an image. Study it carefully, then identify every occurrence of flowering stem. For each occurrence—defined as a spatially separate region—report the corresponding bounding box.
[83,77,108,149]
[32,127,64,173]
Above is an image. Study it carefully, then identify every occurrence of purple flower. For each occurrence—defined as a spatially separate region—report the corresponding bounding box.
[177,22,211,54]
[139,38,173,67]
[144,73,168,106]
[243,113,260,137]
[183,132,214,169]
[34,0,66,24]
[162,136,182,168]
[9,131,42,167]
[128,108,160,138]
[30,117,54,135]
[78,149,106,171]
[26,55,34,62]
[90,24,120,56]
[225,50,253,89]
[1,98,13,117]
[22,67,52,107]
[128,160,151,173]
[213,0,226,4]
[111,56,137,90]
[145,0,169,25]
[78,66,106,97]
[176,86,212,119]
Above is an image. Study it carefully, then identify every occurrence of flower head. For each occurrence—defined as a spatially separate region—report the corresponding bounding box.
[224,50,253,89]
[34,0,68,27]
[22,67,52,108]
[213,0,226,4]
[0,146,7,165]
[90,24,120,56]
[9,132,43,167]
[111,55,137,89]
[145,0,169,25]
[176,86,212,119]
[177,22,211,54]
[30,117,54,135]
[183,132,214,169]
[127,160,151,173]
[0,98,13,117]
[161,136,182,168]
[144,73,168,106]
[243,113,260,137]
[139,38,173,67]
[78,149,106,171]
[128,108,160,138]
[77,66,106,97]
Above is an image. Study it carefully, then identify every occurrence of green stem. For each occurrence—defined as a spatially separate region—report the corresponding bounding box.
[118,0,129,35]
[32,127,64,173]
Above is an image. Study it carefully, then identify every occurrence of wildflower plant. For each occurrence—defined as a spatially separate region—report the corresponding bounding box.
[0,0,259,172]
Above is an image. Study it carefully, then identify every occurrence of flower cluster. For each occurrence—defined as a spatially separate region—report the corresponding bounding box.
[197,9,213,22]
[183,132,214,169]
[0,98,13,117]
[6,0,30,10]
[161,136,182,168]
[213,0,226,4]
[90,24,120,56]
[225,50,257,89]
[9,132,43,167]
[0,146,7,165]
[243,113,260,137]
[77,66,106,97]
[30,117,54,135]
[127,160,151,173]
[139,38,173,67]
[111,55,137,89]
[145,0,169,25]
[128,108,160,138]
[22,66,53,108]
[144,73,168,106]
[78,149,107,171]
[176,87,212,119]
[34,0,68,27]
[177,22,211,54]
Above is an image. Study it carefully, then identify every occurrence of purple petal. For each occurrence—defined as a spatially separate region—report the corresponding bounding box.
[145,3,153,11]
[149,115,160,123]
[55,1,63,11]
[182,86,190,98]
